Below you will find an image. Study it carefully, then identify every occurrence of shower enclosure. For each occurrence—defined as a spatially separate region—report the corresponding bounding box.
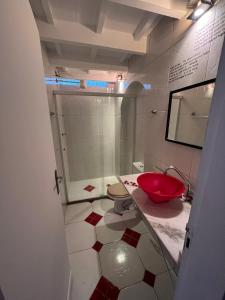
[54,91,136,203]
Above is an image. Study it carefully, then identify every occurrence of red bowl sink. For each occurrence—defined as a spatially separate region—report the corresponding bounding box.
[137,172,185,203]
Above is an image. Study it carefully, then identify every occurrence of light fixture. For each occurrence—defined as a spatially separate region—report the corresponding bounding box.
[117,74,124,81]
[188,0,216,20]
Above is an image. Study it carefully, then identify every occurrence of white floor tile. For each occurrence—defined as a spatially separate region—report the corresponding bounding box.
[65,202,92,224]
[92,198,115,215]
[65,221,96,253]
[96,214,127,244]
[137,233,167,275]
[119,282,157,300]
[97,212,124,226]
[69,249,101,300]
[154,272,174,300]
[122,211,149,234]
[99,241,145,289]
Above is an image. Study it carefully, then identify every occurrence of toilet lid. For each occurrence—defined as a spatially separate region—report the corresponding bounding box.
[107,183,129,198]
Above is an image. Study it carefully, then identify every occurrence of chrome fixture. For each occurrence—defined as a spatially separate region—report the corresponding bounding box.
[151,109,167,114]
[164,165,192,201]
[191,112,208,119]
[54,170,63,195]
[188,0,216,20]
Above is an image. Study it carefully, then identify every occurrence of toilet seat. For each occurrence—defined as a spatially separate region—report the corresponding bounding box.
[107,183,132,214]
[107,183,129,199]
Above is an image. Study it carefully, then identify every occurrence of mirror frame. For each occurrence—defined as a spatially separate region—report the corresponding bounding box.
[165,78,216,150]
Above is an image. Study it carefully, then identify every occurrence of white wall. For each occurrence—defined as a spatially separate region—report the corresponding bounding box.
[0,1,70,299]
[129,0,225,189]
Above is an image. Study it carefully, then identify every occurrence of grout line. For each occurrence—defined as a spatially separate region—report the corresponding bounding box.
[68,246,95,255]
[153,287,160,300]
[119,279,144,291]
[93,217,103,278]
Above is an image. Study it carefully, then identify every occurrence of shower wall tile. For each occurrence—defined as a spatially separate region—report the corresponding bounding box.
[102,115,115,140]
[62,96,116,181]
[114,97,123,116]
[101,97,115,116]
[66,115,100,141]
[115,115,121,176]
[62,96,98,116]
[101,141,116,176]
[135,115,144,163]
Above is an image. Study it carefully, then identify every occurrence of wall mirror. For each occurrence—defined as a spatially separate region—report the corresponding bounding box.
[166,79,216,149]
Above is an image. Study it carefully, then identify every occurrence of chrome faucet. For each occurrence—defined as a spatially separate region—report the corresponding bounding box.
[164,165,192,201]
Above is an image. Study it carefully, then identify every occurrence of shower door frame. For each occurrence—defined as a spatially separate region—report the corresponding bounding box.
[53,90,137,205]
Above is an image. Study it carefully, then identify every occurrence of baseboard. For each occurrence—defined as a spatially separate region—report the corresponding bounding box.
[67,271,72,300]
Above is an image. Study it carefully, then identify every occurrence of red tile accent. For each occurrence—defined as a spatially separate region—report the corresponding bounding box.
[123,181,138,187]
[121,228,141,248]
[84,185,95,192]
[90,276,120,300]
[92,241,103,252]
[90,289,105,300]
[143,270,156,287]
[85,212,102,226]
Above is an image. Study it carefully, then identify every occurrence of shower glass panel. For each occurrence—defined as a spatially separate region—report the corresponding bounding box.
[55,94,136,203]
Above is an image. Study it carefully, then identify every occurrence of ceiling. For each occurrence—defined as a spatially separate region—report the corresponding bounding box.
[30,0,191,78]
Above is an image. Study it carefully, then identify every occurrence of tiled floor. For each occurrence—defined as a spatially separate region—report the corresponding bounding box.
[65,199,176,300]
[68,176,119,202]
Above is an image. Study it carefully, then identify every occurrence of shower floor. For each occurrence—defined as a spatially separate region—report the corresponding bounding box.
[68,176,119,202]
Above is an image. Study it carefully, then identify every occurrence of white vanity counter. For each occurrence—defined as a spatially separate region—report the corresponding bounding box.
[120,174,191,266]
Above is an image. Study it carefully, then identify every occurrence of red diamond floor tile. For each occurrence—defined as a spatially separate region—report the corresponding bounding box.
[143,270,156,287]
[90,276,120,300]
[121,228,141,248]
[85,212,103,226]
[92,241,103,252]
[84,185,96,192]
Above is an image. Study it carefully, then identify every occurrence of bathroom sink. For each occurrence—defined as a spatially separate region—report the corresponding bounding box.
[137,172,185,203]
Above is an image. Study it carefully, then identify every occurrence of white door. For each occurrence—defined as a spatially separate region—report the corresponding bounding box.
[175,42,225,299]
[0,1,70,300]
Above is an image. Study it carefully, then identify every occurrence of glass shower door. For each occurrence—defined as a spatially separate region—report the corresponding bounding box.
[56,94,119,203]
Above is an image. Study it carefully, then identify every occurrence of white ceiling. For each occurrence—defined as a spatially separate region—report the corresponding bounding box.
[29,0,191,77]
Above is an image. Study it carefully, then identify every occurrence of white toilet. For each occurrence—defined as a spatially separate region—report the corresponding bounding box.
[107,183,133,214]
